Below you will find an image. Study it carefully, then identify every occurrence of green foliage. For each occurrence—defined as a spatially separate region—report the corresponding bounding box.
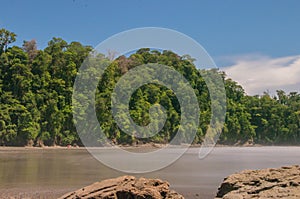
[0,28,16,54]
[0,28,300,146]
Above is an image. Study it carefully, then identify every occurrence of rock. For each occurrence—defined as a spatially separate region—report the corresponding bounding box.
[216,165,300,199]
[58,176,184,199]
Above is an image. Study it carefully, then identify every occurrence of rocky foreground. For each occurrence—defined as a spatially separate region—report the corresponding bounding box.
[58,176,184,199]
[216,165,300,199]
[59,165,300,199]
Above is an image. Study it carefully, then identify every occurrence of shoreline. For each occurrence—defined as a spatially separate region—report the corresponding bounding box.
[0,143,299,150]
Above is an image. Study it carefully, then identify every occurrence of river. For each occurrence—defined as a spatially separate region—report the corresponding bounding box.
[0,147,299,199]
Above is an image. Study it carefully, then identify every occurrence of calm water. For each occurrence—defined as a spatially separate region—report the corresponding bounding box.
[0,147,300,199]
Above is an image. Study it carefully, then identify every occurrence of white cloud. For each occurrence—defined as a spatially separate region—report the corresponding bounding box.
[220,54,300,96]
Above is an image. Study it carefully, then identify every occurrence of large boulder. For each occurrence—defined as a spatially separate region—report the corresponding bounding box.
[216,165,300,199]
[59,176,184,199]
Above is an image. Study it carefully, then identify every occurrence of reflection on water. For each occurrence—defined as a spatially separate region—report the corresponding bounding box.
[0,147,300,199]
[0,149,119,188]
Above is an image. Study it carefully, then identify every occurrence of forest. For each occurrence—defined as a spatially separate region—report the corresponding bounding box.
[0,28,299,146]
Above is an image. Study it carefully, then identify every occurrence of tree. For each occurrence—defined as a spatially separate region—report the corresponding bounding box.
[23,39,38,61]
[1,29,300,146]
[0,28,17,54]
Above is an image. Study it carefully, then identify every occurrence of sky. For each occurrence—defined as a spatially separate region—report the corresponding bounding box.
[1,0,300,95]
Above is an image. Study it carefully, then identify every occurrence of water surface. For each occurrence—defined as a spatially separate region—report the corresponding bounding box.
[0,147,299,199]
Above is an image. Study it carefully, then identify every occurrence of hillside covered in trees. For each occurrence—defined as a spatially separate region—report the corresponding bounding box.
[0,28,299,146]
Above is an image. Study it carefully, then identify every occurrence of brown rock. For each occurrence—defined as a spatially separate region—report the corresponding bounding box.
[58,176,184,199]
[216,165,300,199]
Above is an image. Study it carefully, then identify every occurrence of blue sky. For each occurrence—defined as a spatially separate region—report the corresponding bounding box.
[2,0,300,95]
